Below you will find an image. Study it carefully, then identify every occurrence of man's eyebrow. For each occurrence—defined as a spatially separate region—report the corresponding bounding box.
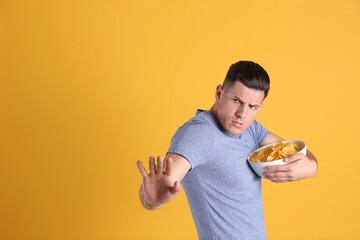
[234,96,260,108]
[249,103,260,108]
[233,96,243,102]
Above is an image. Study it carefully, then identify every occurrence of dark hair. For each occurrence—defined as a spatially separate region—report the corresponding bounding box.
[223,61,270,99]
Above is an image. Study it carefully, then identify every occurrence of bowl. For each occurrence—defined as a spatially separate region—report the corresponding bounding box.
[247,140,306,178]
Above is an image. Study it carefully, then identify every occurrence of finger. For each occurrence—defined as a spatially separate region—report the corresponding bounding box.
[170,181,181,194]
[264,173,293,183]
[284,153,304,163]
[265,164,290,172]
[264,171,291,179]
[265,170,301,182]
[268,173,301,182]
[157,156,164,173]
[149,156,156,174]
[137,160,148,177]
[164,157,173,176]
[270,178,294,183]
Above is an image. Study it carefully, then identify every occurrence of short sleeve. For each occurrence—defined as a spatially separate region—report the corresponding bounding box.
[167,120,214,169]
[248,120,269,148]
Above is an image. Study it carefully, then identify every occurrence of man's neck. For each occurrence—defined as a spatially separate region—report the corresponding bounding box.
[209,105,218,121]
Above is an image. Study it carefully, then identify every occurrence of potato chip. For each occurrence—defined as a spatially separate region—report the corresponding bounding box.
[249,141,299,163]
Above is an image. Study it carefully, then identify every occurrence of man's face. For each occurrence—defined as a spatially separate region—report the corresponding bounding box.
[213,81,265,135]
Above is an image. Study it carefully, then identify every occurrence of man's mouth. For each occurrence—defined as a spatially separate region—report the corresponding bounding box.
[232,120,243,128]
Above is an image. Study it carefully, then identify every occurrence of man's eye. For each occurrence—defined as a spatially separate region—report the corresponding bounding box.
[250,106,258,110]
[233,98,239,103]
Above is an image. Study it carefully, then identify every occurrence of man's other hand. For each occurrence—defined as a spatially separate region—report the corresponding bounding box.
[263,151,318,183]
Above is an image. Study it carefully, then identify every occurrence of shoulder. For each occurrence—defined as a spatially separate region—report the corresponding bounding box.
[174,116,213,140]
[168,112,214,168]
[169,112,215,147]
[247,119,264,133]
[246,120,269,147]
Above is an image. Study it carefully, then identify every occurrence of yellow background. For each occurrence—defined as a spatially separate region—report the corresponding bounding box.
[1,0,360,239]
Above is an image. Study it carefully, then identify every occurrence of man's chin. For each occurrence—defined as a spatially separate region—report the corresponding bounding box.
[227,128,245,135]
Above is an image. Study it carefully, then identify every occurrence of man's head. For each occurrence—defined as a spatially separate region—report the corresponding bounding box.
[211,61,270,135]
[223,61,270,100]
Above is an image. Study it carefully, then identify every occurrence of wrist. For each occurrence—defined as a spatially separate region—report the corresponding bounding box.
[143,198,163,210]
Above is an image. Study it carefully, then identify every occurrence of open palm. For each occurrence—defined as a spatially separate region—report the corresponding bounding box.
[137,156,181,207]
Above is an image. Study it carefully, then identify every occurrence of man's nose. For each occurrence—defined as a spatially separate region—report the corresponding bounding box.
[236,105,248,118]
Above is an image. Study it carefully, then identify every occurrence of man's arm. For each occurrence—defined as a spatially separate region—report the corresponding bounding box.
[260,132,318,183]
[137,153,191,210]
[259,132,284,147]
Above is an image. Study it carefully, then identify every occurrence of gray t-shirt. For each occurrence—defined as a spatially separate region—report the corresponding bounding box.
[168,110,268,240]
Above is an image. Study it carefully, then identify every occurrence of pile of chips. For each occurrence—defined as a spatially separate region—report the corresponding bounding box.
[250,141,299,163]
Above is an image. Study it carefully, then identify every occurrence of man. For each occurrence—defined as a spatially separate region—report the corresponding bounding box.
[137,61,318,239]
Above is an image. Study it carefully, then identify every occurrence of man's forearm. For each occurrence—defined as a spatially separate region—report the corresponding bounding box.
[139,184,163,210]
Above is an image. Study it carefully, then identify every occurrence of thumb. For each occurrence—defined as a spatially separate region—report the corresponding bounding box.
[170,181,181,194]
[284,153,301,163]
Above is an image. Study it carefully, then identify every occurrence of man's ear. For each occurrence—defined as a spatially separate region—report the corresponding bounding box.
[215,84,223,100]
[258,103,264,111]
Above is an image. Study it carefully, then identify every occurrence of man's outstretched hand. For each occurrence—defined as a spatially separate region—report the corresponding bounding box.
[137,156,181,210]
